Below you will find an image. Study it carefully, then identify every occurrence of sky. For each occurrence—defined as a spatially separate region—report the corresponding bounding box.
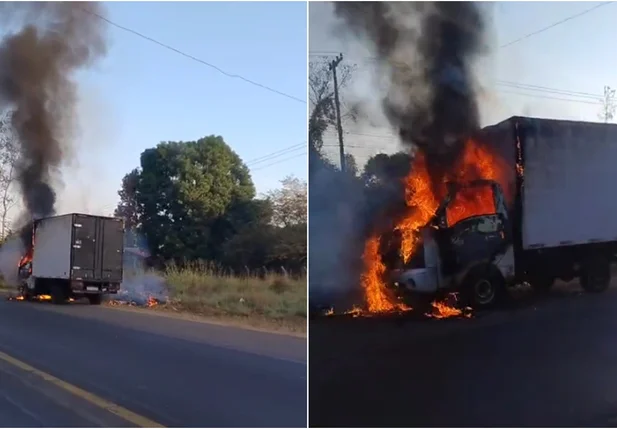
[41,1,307,218]
[309,1,617,168]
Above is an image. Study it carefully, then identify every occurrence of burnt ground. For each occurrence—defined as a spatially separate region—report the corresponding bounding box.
[309,281,617,427]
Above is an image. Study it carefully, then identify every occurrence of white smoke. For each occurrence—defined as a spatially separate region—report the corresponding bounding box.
[0,236,24,287]
[116,271,169,305]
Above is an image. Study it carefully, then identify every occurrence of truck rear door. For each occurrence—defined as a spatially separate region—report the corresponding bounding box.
[71,214,97,280]
[71,215,124,282]
[100,217,124,282]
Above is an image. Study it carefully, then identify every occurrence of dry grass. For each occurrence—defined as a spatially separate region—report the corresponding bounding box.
[0,264,307,334]
[158,264,307,333]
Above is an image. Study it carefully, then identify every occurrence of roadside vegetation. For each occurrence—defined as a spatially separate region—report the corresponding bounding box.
[0,126,307,334]
[112,136,307,334]
[115,264,306,333]
[164,265,306,332]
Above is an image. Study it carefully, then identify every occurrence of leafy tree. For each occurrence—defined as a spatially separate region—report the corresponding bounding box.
[211,197,273,263]
[114,169,140,229]
[222,179,307,274]
[131,136,254,262]
[115,135,307,274]
[270,223,307,273]
[362,152,413,187]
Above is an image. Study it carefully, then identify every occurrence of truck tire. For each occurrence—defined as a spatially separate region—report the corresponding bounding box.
[18,284,32,301]
[87,295,103,305]
[580,257,611,293]
[461,264,505,309]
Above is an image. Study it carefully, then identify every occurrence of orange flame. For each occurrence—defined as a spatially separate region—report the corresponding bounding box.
[360,236,410,313]
[18,226,35,269]
[360,138,512,313]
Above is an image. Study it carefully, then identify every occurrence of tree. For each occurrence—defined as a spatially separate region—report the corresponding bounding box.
[0,112,18,239]
[266,176,307,227]
[599,85,616,123]
[114,169,140,228]
[362,152,413,187]
[362,152,414,218]
[115,135,308,274]
[308,58,356,153]
[135,136,255,262]
[344,153,358,177]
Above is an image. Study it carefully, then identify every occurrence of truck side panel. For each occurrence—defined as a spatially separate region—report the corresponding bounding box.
[521,119,617,249]
[32,215,72,279]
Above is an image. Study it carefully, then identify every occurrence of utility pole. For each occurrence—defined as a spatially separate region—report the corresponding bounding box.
[329,53,346,173]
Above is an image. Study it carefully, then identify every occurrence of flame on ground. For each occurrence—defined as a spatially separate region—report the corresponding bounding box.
[8,294,75,302]
[108,295,161,308]
[360,138,511,313]
[426,300,473,319]
[344,305,364,317]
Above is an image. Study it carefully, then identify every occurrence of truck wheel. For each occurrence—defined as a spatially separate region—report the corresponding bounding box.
[87,295,103,305]
[18,284,32,301]
[461,264,505,309]
[580,258,611,293]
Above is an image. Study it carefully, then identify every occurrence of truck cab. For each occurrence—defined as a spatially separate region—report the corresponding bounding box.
[390,179,515,308]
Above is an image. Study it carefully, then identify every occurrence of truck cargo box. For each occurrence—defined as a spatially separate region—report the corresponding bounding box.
[32,214,124,282]
[515,118,617,250]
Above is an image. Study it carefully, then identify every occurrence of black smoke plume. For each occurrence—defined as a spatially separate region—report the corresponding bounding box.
[0,2,108,225]
[334,1,487,170]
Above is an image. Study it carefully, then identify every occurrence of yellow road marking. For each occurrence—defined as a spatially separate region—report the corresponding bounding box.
[0,350,165,428]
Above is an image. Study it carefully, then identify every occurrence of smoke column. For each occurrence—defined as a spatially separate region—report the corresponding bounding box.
[334,2,487,170]
[0,2,108,221]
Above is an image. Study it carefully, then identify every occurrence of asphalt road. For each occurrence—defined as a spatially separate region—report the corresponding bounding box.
[309,284,617,427]
[0,297,307,427]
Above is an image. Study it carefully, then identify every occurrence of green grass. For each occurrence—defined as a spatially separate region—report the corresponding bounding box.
[152,264,307,333]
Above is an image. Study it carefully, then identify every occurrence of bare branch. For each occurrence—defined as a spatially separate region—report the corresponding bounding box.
[0,111,19,238]
[599,85,616,123]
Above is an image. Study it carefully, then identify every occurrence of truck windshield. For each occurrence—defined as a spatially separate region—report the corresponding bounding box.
[446,184,496,227]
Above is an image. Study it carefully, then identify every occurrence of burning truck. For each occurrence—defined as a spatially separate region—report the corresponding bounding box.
[367,116,617,312]
[17,213,124,305]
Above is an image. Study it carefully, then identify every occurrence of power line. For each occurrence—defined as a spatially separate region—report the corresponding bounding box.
[311,54,605,99]
[247,146,305,167]
[246,143,305,166]
[311,2,613,58]
[496,80,602,100]
[311,2,613,56]
[498,89,601,105]
[312,55,605,103]
[500,2,612,48]
[251,152,306,172]
[320,87,604,141]
[80,7,306,104]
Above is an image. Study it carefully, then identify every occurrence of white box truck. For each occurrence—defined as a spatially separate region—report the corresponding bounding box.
[17,213,124,304]
[391,116,617,308]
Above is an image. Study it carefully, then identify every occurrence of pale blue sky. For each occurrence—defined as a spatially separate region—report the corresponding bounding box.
[309,1,616,167]
[60,1,307,216]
